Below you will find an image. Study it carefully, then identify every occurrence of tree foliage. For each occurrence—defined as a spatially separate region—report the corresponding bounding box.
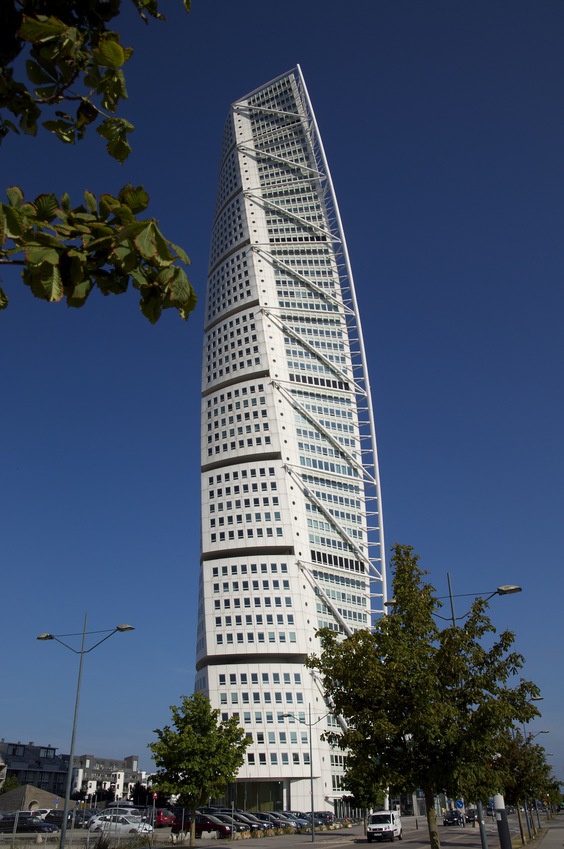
[149,693,250,845]
[0,0,196,321]
[307,544,541,849]
[0,775,20,795]
[494,731,555,808]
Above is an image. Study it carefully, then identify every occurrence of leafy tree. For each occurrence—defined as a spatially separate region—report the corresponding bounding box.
[130,780,150,806]
[308,544,541,849]
[0,775,20,794]
[149,692,250,845]
[493,730,555,842]
[0,0,196,322]
[339,752,386,834]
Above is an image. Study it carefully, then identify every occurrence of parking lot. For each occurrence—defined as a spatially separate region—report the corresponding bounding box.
[1,813,559,849]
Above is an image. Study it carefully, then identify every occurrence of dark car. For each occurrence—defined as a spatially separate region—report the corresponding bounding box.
[225,813,268,832]
[253,812,294,829]
[314,811,335,825]
[45,810,73,827]
[172,814,232,839]
[236,813,270,832]
[465,809,478,823]
[209,813,248,833]
[0,816,59,834]
[443,810,465,826]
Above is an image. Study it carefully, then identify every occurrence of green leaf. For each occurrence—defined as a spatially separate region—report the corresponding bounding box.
[139,287,163,323]
[169,241,191,265]
[25,246,60,265]
[112,243,140,274]
[99,69,128,112]
[168,267,196,309]
[26,59,55,86]
[96,117,133,162]
[34,193,58,222]
[0,286,8,310]
[93,40,126,70]
[34,84,60,100]
[151,223,174,265]
[84,191,98,214]
[65,278,93,307]
[25,262,64,302]
[43,119,76,144]
[118,184,149,215]
[76,100,99,130]
[19,16,68,43]
[133,222,157,259]
[18,101,40,136]
[6,186,24,207]
[3,205,23,238]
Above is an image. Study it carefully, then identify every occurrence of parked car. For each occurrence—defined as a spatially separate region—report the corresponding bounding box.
[88,811,141,831]
[45,810,73,827]
[315,811,335,825]
[73,809,99,828]
[0,816,59,834]
[172,813,232,839]
[210,813,249,833]
[100,807,143,819]
[443,810,465,826]
[89,814,153,835]
[253,811,294,829]
[150,808,176,827]
[224,812,268,832]
[296,812,324,827]
[281,811,311,830]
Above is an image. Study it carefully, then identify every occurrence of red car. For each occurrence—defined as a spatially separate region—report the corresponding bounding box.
[153,809,176,828]
[172,814,232,838]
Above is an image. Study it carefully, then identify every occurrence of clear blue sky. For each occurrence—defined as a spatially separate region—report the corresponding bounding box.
[1,1,562,781]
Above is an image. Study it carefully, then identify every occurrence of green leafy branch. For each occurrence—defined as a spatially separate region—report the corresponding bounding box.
[0,0,191,161]
[0,183,196,323]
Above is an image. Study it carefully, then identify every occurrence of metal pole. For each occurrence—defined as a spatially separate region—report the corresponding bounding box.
[309,704,315,843]
[476,801,489,849]
[493,794,512,849]
[60,613,88,849]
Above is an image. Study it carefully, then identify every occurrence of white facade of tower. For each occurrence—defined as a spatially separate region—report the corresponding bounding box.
[195,67,386,814]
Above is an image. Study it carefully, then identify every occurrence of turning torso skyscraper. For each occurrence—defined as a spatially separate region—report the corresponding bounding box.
[195,67,386,814]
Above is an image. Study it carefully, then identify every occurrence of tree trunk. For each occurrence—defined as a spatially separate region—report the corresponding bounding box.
[423,786,441,849]
[516,800,526,844]
[189,818,196,847]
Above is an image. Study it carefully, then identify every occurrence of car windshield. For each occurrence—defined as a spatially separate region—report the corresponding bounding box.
[370,815,391,824]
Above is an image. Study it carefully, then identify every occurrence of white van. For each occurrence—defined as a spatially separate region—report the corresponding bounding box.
[367,811,402,842]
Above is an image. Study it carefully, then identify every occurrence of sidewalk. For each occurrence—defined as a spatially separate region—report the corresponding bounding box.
[535,817,564,849]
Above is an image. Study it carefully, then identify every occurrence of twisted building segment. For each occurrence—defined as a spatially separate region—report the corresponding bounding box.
[195,67,386,812]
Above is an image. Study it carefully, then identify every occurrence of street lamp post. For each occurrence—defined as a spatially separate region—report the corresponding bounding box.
[446,576,521,849]
[525,730,549,830]
[444,573,522,626]
[37,614,134,849]
[282,706,330,843]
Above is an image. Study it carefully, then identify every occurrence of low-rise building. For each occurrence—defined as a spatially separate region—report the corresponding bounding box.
[74,754,144,800]
[0,741,145,802]
[0,741,68,796]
